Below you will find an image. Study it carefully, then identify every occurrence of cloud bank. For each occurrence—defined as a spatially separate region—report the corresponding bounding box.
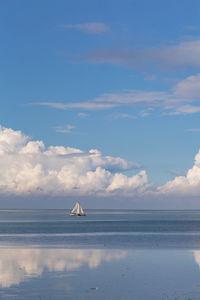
[2,125,200,200]
[0,126,147,197]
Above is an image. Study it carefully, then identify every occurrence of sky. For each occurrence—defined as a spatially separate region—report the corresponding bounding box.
[1,0,200,208]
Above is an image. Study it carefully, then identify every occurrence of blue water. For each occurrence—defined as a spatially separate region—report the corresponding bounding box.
[1,210,200,249]
[1,210,200,299]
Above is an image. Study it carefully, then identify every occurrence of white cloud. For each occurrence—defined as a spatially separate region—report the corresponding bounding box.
[0,126,147,197]
[174,73,200,100]
[0,126,29,155]
[113,113,136,119]
[35,90,172,111]
[3,126,200,200]
[157,149,200,196]
[107,170,148,193]
[34,73,200,115]
[37,100,117,110]
[139,108,154,117]
[54,124,75,134]
[61,22,110,34]
[78,112,88,118]
[0,248,127,287]
[169,104,200,115]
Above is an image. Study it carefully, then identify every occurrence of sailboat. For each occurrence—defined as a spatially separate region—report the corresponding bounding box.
[70,202,86,216]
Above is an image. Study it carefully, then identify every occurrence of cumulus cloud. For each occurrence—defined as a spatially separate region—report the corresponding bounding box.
[61,22,110,34]
[0,126,147,197]
[0,248,127,287]
[3,125,200,200]
[157,149,200,196]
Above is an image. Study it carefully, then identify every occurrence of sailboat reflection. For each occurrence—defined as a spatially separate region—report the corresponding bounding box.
[0,248,127,288]
[193,250,200,268]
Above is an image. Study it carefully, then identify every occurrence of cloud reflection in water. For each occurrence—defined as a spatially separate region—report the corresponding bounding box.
[0,248,127,288]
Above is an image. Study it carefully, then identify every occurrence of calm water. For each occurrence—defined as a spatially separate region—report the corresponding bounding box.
[1,210,200,299]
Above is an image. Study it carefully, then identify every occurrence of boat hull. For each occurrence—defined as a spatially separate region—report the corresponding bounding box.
[70,213,86,216]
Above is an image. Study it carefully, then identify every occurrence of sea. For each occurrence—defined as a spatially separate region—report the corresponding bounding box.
[1,209,200,299]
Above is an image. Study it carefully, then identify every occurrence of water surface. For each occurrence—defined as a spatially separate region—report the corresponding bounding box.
[1,210,200,299]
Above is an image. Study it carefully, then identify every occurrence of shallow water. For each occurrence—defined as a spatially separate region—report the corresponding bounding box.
[1,210,200,299]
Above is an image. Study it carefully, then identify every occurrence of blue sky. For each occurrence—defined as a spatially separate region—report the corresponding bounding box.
[1,0,200,208]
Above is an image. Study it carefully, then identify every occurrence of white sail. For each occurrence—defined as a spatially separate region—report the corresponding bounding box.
[71,202,79,214]
[70,202,86,216]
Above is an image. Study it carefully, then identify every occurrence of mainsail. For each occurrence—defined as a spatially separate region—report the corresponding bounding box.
[70,202,86,216]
